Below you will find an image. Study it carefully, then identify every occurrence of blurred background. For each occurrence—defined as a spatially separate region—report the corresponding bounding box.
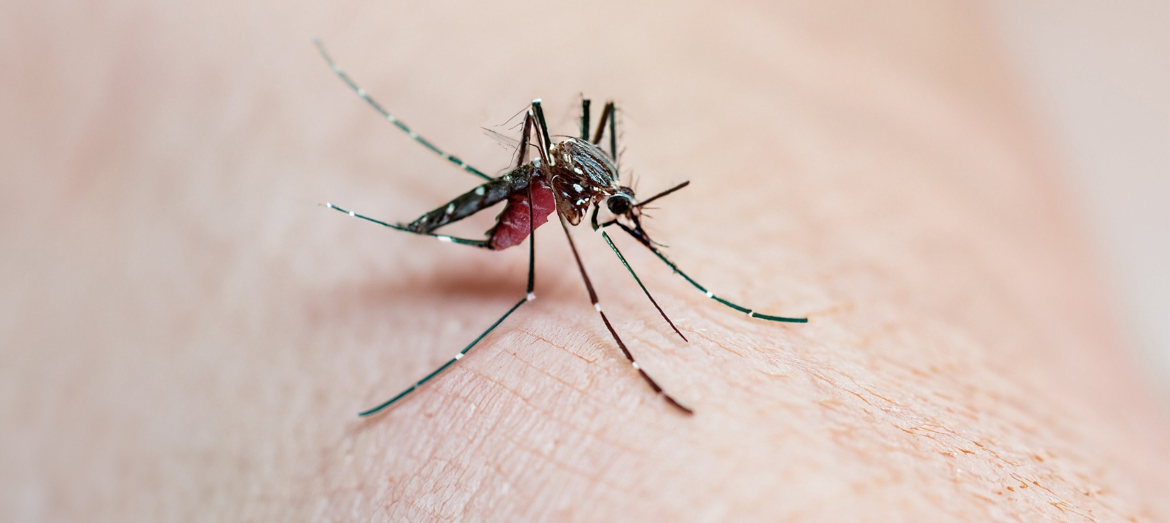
[989,1,1170,401]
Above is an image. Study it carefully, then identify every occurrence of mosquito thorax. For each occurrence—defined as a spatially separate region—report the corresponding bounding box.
[547,138,620,189]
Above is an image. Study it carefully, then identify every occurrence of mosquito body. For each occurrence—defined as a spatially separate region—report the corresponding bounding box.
[400,136,624,251]
[316,40,806,417]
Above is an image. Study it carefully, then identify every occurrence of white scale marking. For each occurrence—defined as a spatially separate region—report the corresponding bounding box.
[454,353,464,360]
[705,290,714,298]
[748,311,757,318]
[527,292,536,301]
[386,115,398,122]
[349,211,356,217]
[356,88,366,97]
[445,203,455,214]
[632,362,641,370]
[408,131,419,138]
[438,236,453,243]
[594,303,602,312]
[475,186,485,196]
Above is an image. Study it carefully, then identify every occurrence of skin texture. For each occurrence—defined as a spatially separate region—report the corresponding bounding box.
[2,0,1169,521]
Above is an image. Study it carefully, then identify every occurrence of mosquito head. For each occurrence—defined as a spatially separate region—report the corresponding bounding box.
[606,186,635,215]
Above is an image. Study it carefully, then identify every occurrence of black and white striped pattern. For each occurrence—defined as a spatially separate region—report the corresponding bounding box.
[314,39,492,181]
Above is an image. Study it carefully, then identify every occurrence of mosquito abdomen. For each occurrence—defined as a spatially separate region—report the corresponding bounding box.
[488,178,556,250]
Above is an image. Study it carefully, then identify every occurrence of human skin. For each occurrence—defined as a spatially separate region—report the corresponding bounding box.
[3,0,1169,521]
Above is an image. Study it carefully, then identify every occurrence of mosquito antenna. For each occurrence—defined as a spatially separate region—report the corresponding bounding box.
[313,39,492,181]
[636,181,690,209]
[610,221,807,323]
[600,231,687,342]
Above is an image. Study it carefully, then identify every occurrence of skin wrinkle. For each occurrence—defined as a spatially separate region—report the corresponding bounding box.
[814,358,1116,520]
[453,346,645,447]
[498,298,703,404]
[515,328,600,365]
[370,397,486,513]
[489,349,591,399]
[738,319,1048,517]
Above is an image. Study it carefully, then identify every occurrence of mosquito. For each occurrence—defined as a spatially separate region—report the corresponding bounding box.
[315,40,807,416]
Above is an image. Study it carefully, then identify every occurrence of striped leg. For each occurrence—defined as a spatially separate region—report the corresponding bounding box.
[590,101,619,163]
[580,98,591,141]
[610,221,808,323]
[323,203,492,249]
[581,98,619,163]
[358,293,530,416]
[324,111,542,249]
[357,175,541,417]
[530,99,553,164]
[559,215,694,415]
[522,102,691,413]
[600,230,687,342]
[314,39,492,181]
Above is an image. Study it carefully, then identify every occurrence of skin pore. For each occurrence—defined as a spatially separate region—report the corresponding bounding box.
[2,0,1169,521]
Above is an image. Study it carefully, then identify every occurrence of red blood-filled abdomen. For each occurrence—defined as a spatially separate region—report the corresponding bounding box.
[488,179,557,250]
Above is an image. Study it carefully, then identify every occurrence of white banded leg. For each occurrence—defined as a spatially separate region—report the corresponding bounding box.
[314,39,492,181]
[356,177,540,416]
[323,203,491,249]
[599,230,687,341]
[610,221,807,323]
[558,215,694,415]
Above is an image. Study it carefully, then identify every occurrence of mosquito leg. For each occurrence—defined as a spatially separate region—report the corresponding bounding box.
[530,99,553,163]
[558,215,694,414]
[591,101,613,146]
[608,103,618,164]
[599,231,687,342]
[313,39,491,181]
[358,294,528,416]
[586,100,620,162]
[515,111,534,168]
[323,202,492,249]
[581,98,591,141]
[359,170,541,417]
[609,221,808,323]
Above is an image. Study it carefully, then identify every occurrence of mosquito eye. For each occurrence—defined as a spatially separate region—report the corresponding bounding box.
[607,195,631,215]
